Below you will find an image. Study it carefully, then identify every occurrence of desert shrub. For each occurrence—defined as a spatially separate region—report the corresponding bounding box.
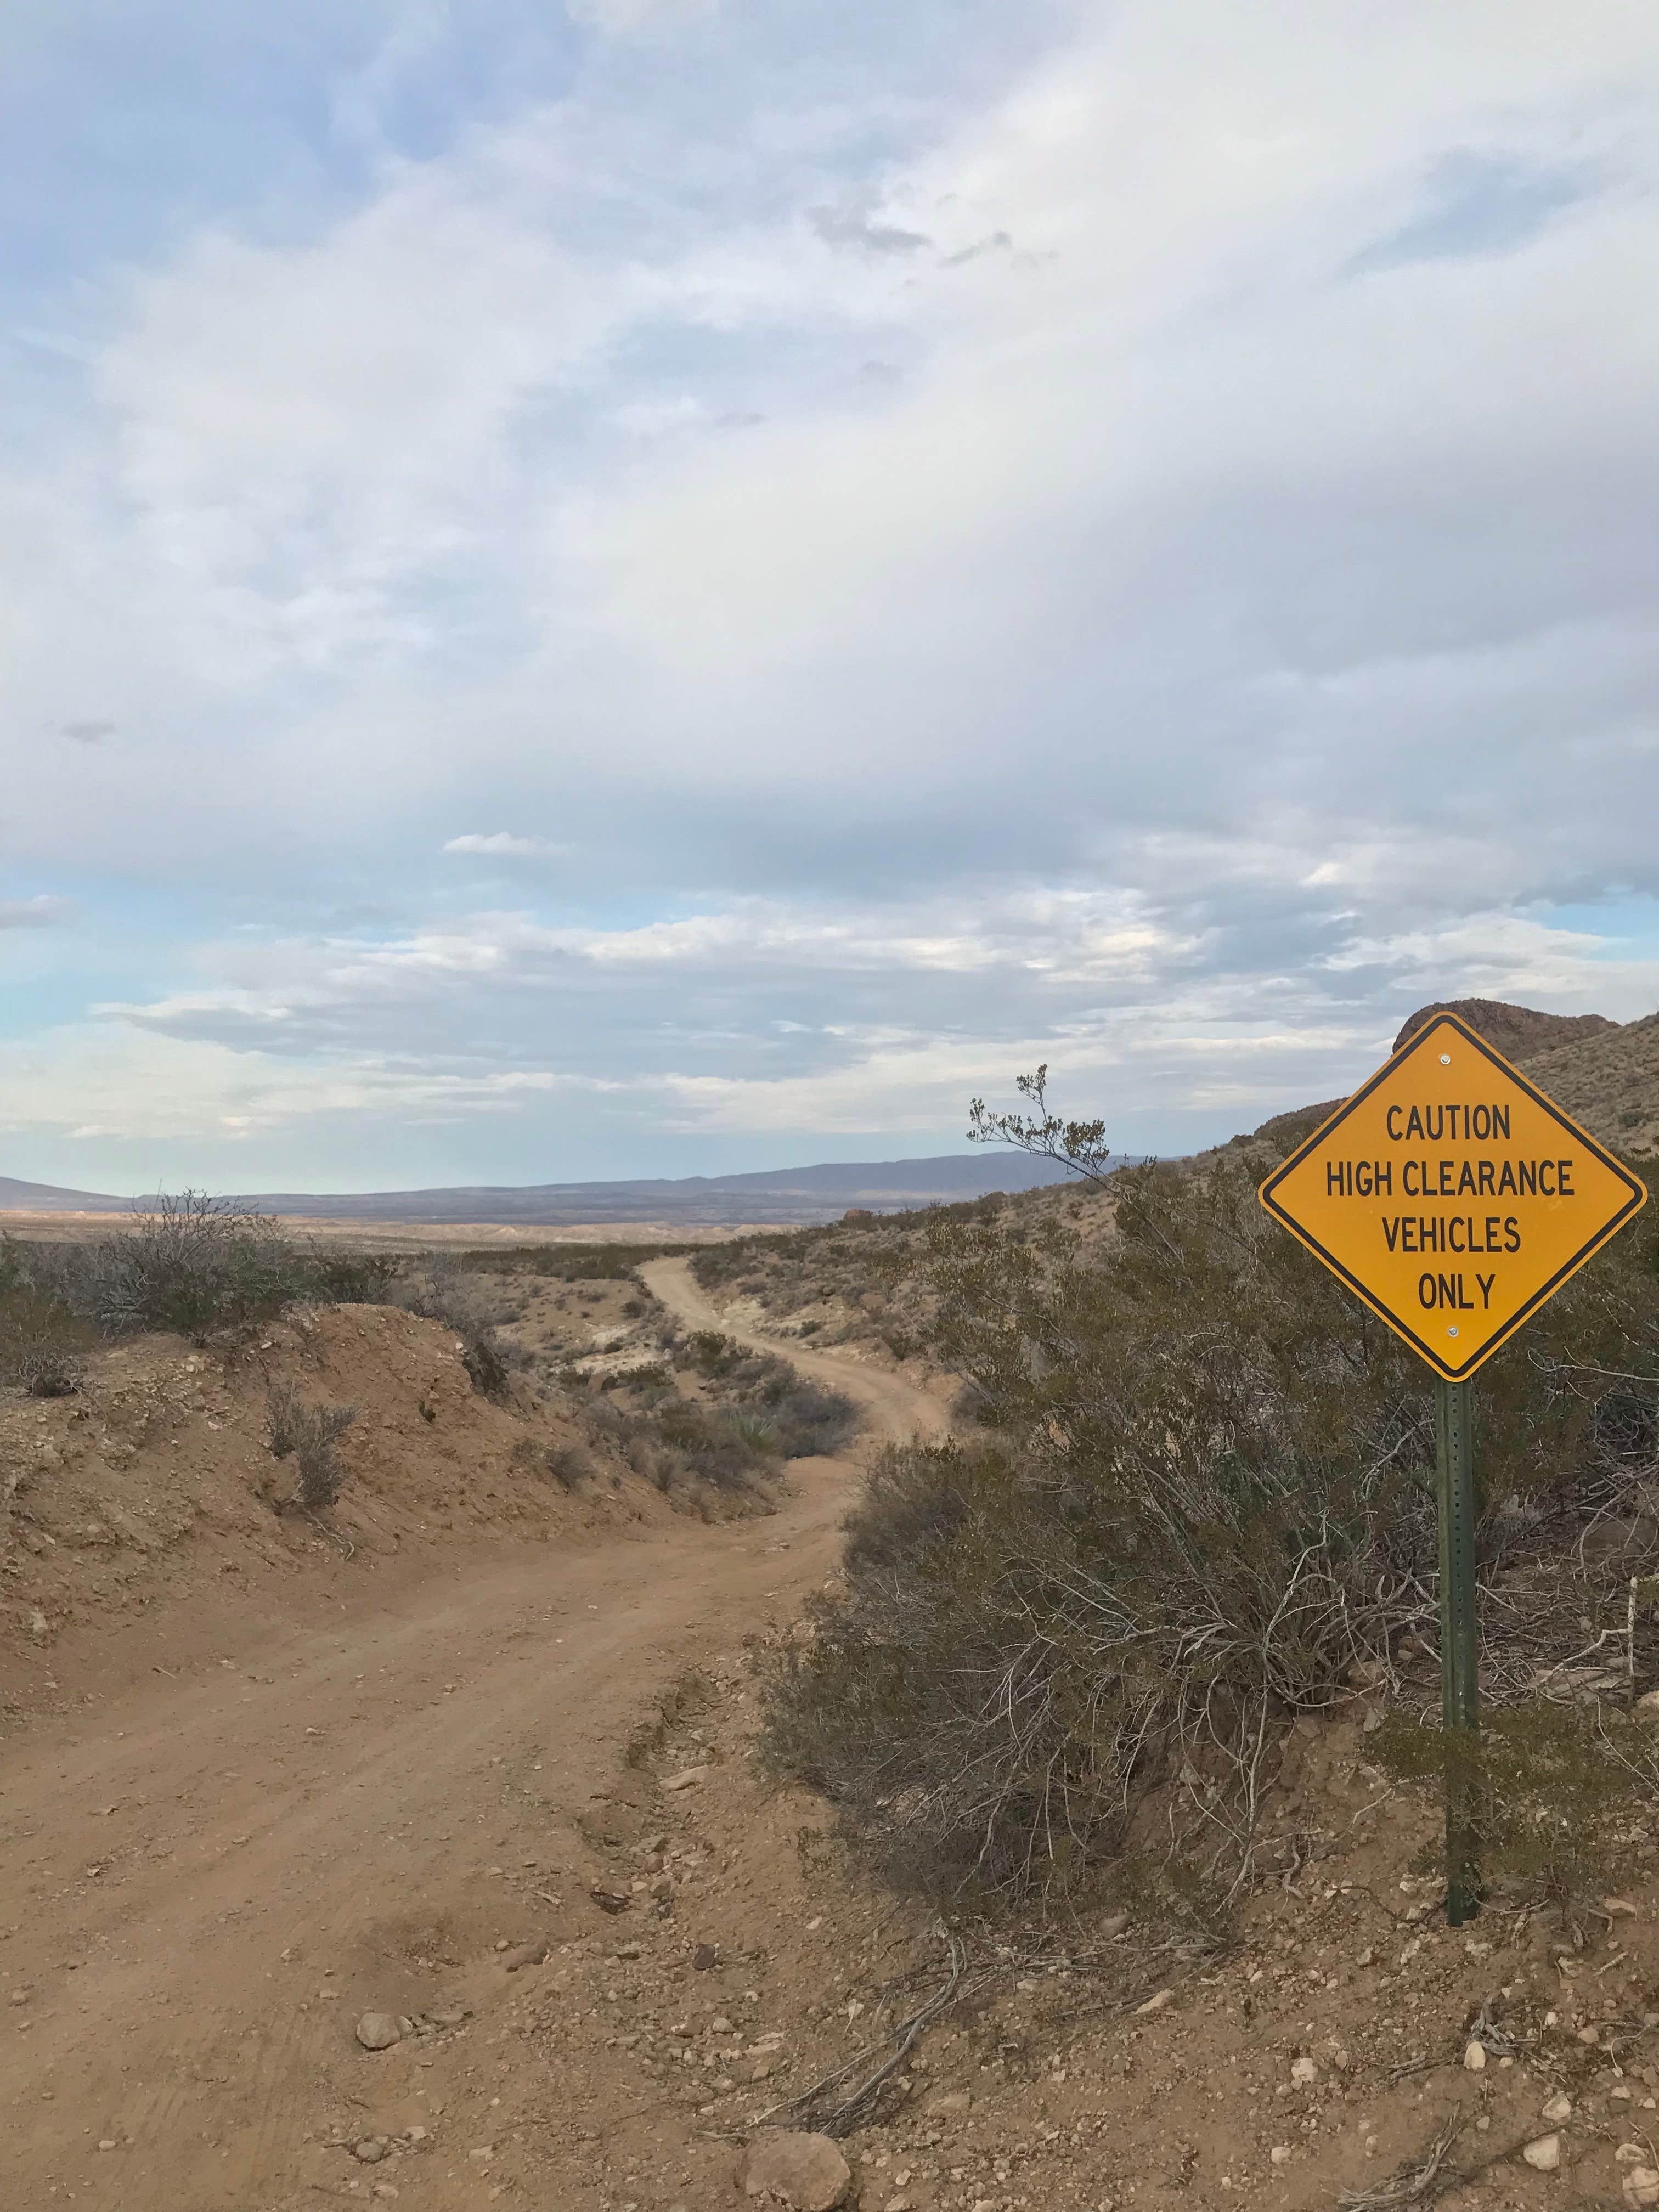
[672,1330,857,1457]
[510,1434,589,1490]
[0,1284,93,1396]
[761,1378,859,1458]
[16,1198,398,1349]
[266,1381,358,1510]
[303,1246,402,1304]
[72,1193,307,1342]
[391,1256,528,1399]
[762,1106,1659,1908]
[576,1387,777,1497]
[0,1239,92,1395]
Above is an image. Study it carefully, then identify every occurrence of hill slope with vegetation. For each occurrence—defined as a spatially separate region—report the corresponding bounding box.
[686,1001,1659,1921]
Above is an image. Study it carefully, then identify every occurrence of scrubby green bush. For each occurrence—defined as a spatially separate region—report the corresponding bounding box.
[762,1111,1659,1908]
[675,1329,858,1457]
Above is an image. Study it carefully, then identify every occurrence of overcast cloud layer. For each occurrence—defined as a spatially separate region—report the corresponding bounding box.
[3,0,1658,1192]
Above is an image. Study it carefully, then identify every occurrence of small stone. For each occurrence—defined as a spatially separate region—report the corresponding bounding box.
[1542,2093,1573,2124]
[501,1941,549,1972]
[737,2130,853,2210]
[663,1765,709,1792]
[694,1944,719,1971]
[1270,2147,1293,2167]
[1135,1988,1175,2016]
[1464,2040,1487,2072]
[355,2012,403,2051]
[1291,2056,1318,2086]
[1635,1690,1659,1715]
[1625,2168,1659,2209]
[1522,2134,1561,2172]
[1618,2145,1649,2164]
[353,2138,387,2164]
[1606,1898,1640,1917]
[467,2146,494,2166]
[97,2139,117,2152]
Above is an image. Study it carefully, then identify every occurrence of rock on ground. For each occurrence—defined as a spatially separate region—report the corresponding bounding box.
[738,2130,853,2210]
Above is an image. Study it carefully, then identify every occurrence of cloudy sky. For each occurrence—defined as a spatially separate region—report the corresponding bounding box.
[3,1,1658,1194]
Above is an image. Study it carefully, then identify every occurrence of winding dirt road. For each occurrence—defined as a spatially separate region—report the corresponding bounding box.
[1,1266,944,2210]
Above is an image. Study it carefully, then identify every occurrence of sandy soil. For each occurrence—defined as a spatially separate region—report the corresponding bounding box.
[0,1261,944,2210]
[10,1265,1659,2212]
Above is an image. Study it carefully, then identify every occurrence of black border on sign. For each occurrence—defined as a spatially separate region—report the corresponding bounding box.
[1257,1010,1649,1380]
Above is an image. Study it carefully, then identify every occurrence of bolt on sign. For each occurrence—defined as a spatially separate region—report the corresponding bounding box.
[1257,1010,1647,1379]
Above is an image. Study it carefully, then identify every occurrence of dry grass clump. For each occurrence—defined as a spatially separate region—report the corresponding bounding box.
[265,1380,359,1510]
[762,1114,1659,1911]
[0,1271,97,1397]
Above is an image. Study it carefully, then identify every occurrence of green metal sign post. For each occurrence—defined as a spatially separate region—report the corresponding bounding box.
[1435,1378,1480,1924]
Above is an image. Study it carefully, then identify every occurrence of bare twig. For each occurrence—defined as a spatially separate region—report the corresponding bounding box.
[1339,2108,1464,2210]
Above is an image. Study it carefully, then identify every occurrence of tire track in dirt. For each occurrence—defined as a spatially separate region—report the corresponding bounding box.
[0,1282,946,2209]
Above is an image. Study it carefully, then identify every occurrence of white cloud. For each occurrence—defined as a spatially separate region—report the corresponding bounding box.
[0,896,70,928]
[442,832,568,857]
[2,2,1658,1179]
[565,0,717,36]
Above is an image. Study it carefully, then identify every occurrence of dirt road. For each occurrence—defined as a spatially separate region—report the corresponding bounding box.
[1,1268,943,2210]
[637,1257,951,1447]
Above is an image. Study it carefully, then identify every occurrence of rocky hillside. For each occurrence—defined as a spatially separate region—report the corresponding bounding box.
[685,997,1658,1365]
[1393,998,1620,1063]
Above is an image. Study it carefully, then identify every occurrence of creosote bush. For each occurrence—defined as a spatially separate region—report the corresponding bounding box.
[266,1381,359,1510]
[0,1200,400,1368]
[762,1090,1659,1910]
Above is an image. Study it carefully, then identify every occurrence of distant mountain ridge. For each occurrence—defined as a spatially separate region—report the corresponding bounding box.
[0,1150,1087,1229]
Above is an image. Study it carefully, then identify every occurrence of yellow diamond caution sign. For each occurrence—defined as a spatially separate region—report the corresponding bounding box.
[1259,1011,1647,1379]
